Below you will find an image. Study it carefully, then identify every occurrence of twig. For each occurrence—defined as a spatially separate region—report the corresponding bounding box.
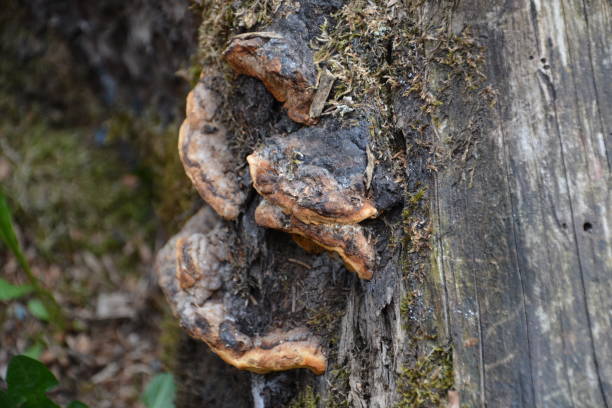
[287,258,312,269]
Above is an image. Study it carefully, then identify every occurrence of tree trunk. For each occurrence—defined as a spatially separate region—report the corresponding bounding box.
[165,0,611,407]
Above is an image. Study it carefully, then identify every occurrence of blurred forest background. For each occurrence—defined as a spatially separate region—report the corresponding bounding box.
[0,0,206,406]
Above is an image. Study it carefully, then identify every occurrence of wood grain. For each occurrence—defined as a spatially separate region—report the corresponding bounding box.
[434,0,611,406]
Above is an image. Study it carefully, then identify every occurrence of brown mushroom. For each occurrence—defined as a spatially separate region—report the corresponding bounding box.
[156,207,327,375]
[179,72,247,220]
[255,200,375,280]
[223,32,317,125]
[247,124,378,225]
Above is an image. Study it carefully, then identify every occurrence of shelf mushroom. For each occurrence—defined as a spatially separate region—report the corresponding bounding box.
[224,32,318,125]
[255,200,375,280]
[247,124,378,225]
[156,207,327,375]
[159,30,385,376]
[179,71,247,220]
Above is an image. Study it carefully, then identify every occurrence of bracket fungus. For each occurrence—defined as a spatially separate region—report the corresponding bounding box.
[255,200,375,280]
[179,72,247,220]
[223,32,317,125]
[161,30,385,376]
[156,207,327,375]
[247,124,378,225]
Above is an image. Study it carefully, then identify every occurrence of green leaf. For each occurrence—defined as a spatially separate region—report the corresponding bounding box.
[6,355,59,396]
[0,390,8,404]
[0,190,20,256]
[0,388,24,408]
[141,373,176,408]
[0,278,34,301]
[23,341,45,360]
[21,394,61,408]
[67,401,89,408]
[27,299,50,321]
[0,190,68,331]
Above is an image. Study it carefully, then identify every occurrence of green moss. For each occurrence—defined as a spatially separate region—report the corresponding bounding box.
[312,1,395,112]
[409,188,427,206]
[324,368,351,408]
[306,306,345,346]
[396,346,453,408]
[233,0,282,30]
[194,0,236,68]
[401,186,431,256]
[311,0,400,161]
[310,0,494,169]
[193,0,281,68]
[399,290,417,322]
[402,187,427,220]
[306,308,343,331]
[288,386,319,408]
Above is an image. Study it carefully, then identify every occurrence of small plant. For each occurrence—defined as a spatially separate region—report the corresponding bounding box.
[0,278,34,301]
[0,190,67,329]
[0,355,87,408]
[141,373,176,408]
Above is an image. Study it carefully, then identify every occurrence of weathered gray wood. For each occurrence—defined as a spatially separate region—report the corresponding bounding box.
[434,0,612,406]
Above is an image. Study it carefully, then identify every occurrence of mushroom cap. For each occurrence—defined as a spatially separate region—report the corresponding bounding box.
[156,207,327,375]
[179,73,247,220]
[247,124,378,225]
[223,32,317,125]
[255,200,375,280]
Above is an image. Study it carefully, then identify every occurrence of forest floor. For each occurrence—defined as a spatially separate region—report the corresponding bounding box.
[0,2,200,405]
[0,112,200,407]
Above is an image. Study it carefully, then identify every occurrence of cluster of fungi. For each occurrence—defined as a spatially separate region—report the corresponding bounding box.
[155,32,381,375]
